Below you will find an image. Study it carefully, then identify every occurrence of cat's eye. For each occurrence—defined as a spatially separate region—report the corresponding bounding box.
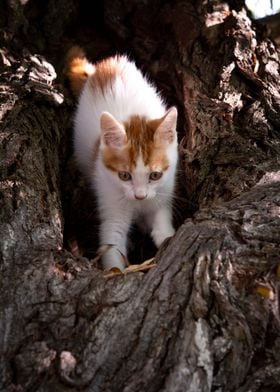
[149,171,163,181]
[118,171,132,181]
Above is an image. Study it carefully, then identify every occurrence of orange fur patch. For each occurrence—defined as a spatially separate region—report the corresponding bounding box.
[126,116,169,171]
[66,46,95,96]
[89,56,124,95]
[102,147,131,172]
[102,115,169,173]
[67,49,124,96]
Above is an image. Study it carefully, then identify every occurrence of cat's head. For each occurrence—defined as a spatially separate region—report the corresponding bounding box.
[99,107,178,201]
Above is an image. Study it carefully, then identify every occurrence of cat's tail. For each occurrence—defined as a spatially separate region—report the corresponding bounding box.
[66,46,95,97]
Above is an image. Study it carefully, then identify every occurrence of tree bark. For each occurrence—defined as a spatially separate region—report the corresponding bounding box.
[257,12,280,46]
[0,1,280,391]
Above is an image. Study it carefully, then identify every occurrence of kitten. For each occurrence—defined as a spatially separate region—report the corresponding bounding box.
[67,47,178,271]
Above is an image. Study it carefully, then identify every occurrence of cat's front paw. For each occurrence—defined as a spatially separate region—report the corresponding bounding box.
[101,246,127,271]
[151,227,175,248]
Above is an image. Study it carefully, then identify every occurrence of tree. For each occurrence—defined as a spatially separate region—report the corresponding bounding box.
[1,0,280,391]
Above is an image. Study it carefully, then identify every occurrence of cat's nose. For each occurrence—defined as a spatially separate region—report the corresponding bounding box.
[135,192,147,200]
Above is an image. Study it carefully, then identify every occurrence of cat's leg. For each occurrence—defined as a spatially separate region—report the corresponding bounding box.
[99,209,132,271]
[151,206,175,248]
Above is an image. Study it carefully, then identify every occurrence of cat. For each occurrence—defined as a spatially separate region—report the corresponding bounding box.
[67,47,178,271]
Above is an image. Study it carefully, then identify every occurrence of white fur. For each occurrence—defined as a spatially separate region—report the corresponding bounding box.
[73,56,178,270]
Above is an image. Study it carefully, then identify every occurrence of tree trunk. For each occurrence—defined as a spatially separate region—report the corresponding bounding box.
[1,1,280,391]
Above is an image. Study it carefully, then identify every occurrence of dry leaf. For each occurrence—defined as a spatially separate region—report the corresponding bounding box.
[255,284,274,300]
[104,258,156,278]
[103,267,124,278]
[124,258,156,273]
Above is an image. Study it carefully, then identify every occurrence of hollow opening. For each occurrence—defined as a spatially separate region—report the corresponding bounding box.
[51,2,195,268]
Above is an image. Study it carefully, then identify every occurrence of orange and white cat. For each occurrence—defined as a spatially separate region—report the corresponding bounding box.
[67,48,178,270]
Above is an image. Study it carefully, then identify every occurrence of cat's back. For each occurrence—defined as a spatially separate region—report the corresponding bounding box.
[72,52,166,173]
[81,55,164,121]
[90,55,140,96]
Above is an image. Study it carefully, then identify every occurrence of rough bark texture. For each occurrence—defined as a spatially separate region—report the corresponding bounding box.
[0,1,280,391]
[258,12,280,46]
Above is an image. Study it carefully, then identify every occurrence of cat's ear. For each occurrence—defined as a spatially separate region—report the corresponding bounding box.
[154,107,177,146]
[100,112,126,148]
